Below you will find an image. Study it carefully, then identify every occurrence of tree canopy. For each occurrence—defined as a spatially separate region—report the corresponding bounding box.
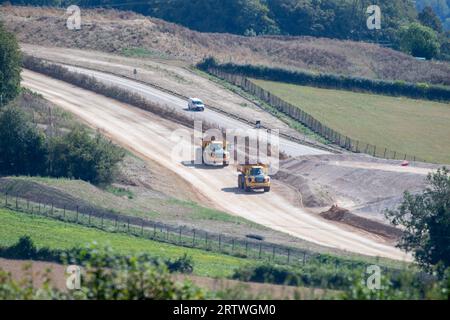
[0,22,21,107]
[386,168,450,271]
[399,22,441,59]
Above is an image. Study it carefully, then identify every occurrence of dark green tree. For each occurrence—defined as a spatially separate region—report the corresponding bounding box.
[0,106,47,176]
[386,168,450,271]
[419,6,444,33]
[398,22,440,59]
[48,127,124,184]
[0,22,21,107]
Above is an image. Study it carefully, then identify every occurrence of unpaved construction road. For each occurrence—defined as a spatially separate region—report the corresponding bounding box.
[62,65,331,157]
[22,69,411,261]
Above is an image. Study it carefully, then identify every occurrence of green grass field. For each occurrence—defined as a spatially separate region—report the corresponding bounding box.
[0,208,249,278]
[252,79,450,164]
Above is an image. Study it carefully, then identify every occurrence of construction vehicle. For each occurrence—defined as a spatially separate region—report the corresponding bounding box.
[237,163,271,192]
[202,137,230,166]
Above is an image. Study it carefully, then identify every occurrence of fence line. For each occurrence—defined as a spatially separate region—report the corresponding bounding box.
[1,191,406,274]
[208,68,427,163]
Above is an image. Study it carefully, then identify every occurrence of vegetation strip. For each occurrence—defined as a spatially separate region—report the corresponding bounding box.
[0,192,406,272]
[198,58,450,102]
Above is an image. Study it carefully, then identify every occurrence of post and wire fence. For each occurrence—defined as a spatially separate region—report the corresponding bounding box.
[0,190,405,274]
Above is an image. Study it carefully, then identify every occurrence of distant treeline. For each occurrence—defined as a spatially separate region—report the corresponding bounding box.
[4,0,418,42]
[198,58,450,102]
[416,0,450,30]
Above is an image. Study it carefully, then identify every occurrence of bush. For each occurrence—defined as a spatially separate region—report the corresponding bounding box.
[232,262,359,290]
[386,167,450,271]
[341,268,450,300]
[399,23,441,59]
[0,22,21,107]
[0,106,48,176]
[48,127,125,184]
[0,242,204,300]
[198,57,450,101]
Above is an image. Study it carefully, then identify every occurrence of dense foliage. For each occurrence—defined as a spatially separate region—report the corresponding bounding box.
[48,128,124,184]
[399,22,441,59]
[0,239,204,300]
[198,57,450,101]
[233,262,450,299]
[0,106,48,176]
[0,22,21,107]
[6,1,449,59]
[386,168,450,272]
[416,0,450,30]
[0,105,124,184]
[3,0,417,41]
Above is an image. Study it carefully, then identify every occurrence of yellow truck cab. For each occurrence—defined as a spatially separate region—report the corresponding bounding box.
[237,164,271,192]
[202,139,230,166]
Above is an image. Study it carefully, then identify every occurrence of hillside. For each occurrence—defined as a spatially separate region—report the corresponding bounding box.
[252,78,450,164]
[1,5,449,85]
[3,0,419,39]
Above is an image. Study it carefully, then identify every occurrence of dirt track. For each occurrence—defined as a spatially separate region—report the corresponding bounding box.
[22,70,411,261]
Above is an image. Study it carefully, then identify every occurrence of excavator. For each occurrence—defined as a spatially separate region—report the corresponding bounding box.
[237,163,271,192]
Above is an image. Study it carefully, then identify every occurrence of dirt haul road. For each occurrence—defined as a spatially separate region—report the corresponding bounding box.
[22,70,411,261]
[61,65,330,157]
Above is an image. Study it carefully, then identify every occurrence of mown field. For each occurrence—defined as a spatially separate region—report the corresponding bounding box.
[252,79,450,164]
[0,208,250,278]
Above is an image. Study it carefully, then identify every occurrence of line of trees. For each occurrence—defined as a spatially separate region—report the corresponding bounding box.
[198,57,450,101]
[0,22,21,107]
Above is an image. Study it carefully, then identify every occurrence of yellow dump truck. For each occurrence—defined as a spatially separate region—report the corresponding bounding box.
[202,138,230,166]
[237,164,271,192]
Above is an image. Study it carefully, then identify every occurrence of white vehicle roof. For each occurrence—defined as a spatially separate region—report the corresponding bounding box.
[190,98,204,103]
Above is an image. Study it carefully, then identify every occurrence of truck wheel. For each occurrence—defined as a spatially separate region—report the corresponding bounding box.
[264,187,271,193]
[245,184,251,192]
[237,176,241,189]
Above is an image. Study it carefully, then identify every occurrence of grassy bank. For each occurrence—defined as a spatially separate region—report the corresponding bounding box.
[252,79,450,164]
[0,208,249,278]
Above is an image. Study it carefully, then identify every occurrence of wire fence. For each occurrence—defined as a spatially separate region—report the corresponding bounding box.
[208,68,429,163]
[1,191,407,274]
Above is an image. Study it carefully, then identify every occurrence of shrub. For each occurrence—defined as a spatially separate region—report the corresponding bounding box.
[198,58,450,101]
[0,242,205,300]
[0,106,48,176]
[399,23,441,59]
[232,262,359,290]
[386,167,450,272]
[0,22,21,107]
[48,127,125,184]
